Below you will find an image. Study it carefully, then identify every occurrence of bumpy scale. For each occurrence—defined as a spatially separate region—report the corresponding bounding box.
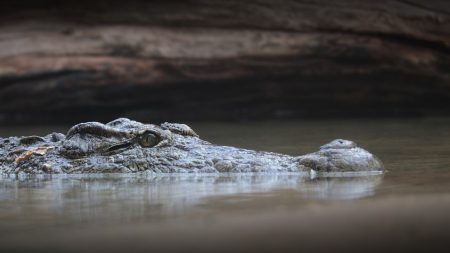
[0,118,383,174]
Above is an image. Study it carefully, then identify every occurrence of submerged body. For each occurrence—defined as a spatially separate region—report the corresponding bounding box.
[0,118,383,174]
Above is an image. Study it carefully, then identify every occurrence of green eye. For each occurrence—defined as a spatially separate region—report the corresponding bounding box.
[138,132,159,147]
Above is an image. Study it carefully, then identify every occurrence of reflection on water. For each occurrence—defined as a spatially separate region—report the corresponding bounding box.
[0,118,449,252]
[0,173,382,227]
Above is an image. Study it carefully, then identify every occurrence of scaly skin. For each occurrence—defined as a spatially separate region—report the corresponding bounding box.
[0,118,383,174]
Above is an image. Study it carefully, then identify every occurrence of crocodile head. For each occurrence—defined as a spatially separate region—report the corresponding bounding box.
[0,118,383,174]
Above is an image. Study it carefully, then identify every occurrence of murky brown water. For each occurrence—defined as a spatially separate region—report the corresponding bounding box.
[0,118,449,253]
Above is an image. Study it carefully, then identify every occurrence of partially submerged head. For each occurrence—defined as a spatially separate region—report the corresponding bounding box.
[1,118,384,174]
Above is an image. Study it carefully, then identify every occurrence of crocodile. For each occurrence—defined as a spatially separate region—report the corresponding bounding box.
[0,118,384,174]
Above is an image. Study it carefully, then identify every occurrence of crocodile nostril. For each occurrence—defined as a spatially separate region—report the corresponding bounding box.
[320,139,357,150]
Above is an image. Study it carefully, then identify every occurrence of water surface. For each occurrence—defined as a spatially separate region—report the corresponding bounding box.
[0,118,449,252]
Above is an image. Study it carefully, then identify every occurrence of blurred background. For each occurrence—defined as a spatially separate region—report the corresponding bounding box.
[0,0,449,124]
[1,1,450,253]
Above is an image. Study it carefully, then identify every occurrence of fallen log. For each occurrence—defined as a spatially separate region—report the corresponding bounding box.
[0,0,449,124]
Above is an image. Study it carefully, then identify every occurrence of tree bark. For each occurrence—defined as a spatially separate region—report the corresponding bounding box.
[0,0,449,124]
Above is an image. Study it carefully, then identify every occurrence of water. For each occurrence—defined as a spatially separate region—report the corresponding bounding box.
[0,118,449,253]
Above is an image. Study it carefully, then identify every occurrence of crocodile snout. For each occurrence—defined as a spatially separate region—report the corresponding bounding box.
[297,139,384,172]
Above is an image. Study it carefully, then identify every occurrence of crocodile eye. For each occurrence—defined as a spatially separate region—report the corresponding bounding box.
[138,132,159,147]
